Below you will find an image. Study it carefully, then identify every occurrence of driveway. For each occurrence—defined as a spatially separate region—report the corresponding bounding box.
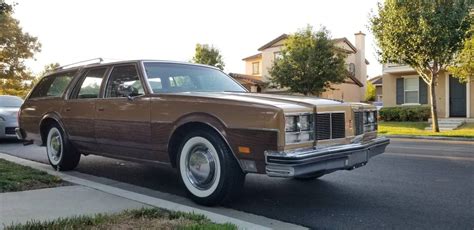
[1,138,473,229]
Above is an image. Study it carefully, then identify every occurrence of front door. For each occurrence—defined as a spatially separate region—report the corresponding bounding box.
[449,76,467,117]
[95,64,153,160]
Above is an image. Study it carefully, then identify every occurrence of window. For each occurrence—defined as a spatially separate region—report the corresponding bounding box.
[105,65,144,98]
[252,62,260,75]
[144,62,246,93]
[404,77,419,104]
[274,51,282,61]
[29,71,76,98]
[74,68,107,99]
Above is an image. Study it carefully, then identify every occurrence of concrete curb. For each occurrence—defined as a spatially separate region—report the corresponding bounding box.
[0,153,307,230]
[382,135,474,142]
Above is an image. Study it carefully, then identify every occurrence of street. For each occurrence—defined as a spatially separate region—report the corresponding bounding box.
[1,138,473,229]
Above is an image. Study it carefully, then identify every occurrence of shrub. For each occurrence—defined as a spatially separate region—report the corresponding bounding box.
[379,106,430,121]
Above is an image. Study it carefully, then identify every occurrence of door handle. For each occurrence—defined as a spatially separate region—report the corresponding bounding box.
[65,108,71,112]
[98,107,104,112]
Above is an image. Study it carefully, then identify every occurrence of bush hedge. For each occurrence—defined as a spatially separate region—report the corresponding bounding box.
[379,106,431,121]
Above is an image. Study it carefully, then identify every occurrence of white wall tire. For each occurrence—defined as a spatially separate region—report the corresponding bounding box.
[177,129,245,206]
[179,137,221,198]
[47,127,63,166]
[45,123,80,171]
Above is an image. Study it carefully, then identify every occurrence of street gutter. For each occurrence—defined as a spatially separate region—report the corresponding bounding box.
[0,152,308,230]
[382,135,474,142]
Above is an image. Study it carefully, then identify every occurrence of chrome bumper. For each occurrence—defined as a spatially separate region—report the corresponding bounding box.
[15,127,24,140]
[265,137,390,177]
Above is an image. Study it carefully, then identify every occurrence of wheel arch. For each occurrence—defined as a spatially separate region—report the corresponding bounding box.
[167,113,243,172]
[39,112,67,146]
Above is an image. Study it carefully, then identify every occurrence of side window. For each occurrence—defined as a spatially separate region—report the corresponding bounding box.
[105,65,144,98]
[29,72,75,99]
[74,68,107,99]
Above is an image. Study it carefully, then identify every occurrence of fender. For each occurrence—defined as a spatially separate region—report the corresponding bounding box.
[167,112,245,172]
[38,112,68,146]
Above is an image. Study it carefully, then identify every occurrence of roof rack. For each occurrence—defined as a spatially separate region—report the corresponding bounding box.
[55,58,103,70]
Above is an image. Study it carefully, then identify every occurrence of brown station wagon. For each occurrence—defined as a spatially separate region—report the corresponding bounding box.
[16,59,389,206]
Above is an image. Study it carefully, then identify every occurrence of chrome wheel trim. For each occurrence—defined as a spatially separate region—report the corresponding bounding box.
[179,137,221,198]
[47,127,63,165]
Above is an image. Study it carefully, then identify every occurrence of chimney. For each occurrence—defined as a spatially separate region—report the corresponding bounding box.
[354,31,367,101]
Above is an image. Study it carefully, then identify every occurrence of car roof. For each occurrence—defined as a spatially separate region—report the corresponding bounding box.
[44,59,221,77]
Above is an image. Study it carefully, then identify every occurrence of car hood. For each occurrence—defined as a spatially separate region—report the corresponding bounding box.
[169,92,351,112]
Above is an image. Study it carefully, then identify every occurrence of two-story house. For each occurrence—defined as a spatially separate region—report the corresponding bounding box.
[382,64,473,119]
[230,32,370,102]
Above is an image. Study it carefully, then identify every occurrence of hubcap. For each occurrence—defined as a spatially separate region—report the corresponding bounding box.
[47,128,62,164]
[186,144,216,190]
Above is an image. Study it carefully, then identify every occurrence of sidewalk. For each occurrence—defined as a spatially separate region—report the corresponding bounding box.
[0,185,148,227]
[0,153,307,230]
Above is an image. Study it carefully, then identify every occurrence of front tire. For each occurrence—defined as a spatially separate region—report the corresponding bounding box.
[46,124,80,171]
[177,130,245,206]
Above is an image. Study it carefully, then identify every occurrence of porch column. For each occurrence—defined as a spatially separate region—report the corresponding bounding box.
[467,77,471,118]
[445,74,449,118]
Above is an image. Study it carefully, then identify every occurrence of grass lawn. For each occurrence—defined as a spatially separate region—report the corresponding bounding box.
[4,208,236,230]
[0,159,64,193]
[378,122,474,138]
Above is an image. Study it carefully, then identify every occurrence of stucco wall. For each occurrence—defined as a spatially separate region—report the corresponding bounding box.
[244,57,262,77]
[321,83,361,102]
[380,71,474,118]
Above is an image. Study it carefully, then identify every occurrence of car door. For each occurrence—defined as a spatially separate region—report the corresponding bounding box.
[61,67,108,152]
[95,63,153,160]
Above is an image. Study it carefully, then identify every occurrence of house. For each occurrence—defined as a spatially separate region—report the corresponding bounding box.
[231,32,370,102]
[382,64,473,118]
[369,75,383,102]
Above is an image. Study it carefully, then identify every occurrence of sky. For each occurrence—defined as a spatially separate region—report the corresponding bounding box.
[8,0,382,78]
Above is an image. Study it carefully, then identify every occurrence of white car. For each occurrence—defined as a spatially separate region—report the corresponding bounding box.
[0,95,23,139]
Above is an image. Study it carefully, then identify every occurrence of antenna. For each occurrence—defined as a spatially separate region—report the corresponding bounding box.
[55,58,103,70]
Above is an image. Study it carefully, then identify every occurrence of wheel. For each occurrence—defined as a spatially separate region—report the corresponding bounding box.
[293,172,325,181]
[177,130,245,206]
[46,124,80,171]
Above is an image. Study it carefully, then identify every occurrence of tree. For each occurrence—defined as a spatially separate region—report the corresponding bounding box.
[370,0,471,132]
[192,44,225,70]
[269,26,347,96]
[448,23,473,83]
[0,0,41,97]
[365,80,376,102]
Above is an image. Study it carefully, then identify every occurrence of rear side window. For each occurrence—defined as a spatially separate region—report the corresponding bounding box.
[105,65,144,98]
[73,68,107,99]
[29,71,76,99]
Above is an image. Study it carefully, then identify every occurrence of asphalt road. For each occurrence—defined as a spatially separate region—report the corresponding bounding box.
[1,138,473,229]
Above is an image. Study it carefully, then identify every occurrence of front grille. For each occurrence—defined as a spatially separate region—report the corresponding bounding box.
[316,112,345,140]
[331,113,345,138]
[5,127,15,135]
[354,111,364,135]
[316,114,330,140]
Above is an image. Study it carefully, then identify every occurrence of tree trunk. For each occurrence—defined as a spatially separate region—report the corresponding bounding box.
[429,73,440,132]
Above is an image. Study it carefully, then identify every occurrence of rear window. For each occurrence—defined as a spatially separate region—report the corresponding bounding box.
[29,71,76,99]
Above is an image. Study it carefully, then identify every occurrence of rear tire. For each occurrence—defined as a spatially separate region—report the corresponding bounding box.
[177,129,245,206]
[46,123,80,171]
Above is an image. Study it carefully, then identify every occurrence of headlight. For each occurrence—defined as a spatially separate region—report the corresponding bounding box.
[299,115,311,131]
[285,114,314,144]
[367,112,375,123]
[285,116,298,132]
[362,111,377,132]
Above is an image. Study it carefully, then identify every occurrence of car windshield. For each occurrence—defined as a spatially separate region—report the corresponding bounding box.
[143,62,246,93]
[0,96,23,107]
